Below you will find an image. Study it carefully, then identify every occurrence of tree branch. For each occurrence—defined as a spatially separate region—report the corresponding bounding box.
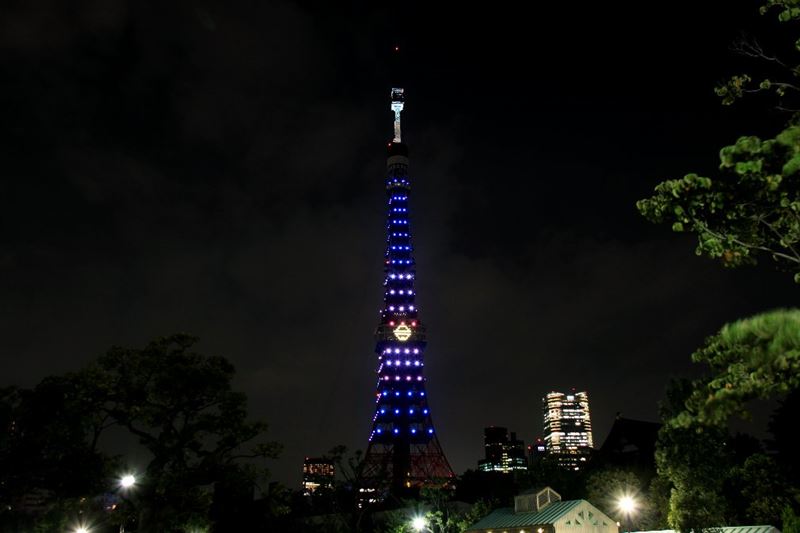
[697,220,800,265]
[731,36,787,67]
[758,217,800,262]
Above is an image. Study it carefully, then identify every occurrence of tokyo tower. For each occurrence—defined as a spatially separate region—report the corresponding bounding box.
[359,88,455,499]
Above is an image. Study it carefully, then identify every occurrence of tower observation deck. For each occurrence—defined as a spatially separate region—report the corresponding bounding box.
[359,88,455,500]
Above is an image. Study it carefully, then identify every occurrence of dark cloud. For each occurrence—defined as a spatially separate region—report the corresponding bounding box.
[1,0,796,486]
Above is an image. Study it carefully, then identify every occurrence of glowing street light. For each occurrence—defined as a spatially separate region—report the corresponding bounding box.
[120,474,136,489]
[118,474,138,533]
[73,525,91,533]
[411,516,429,532]
[616,494,638,533]
[617,495,636,515]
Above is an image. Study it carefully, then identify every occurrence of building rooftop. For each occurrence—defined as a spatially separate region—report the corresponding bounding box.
[633,527,780,533]
[599,417,660,454]
[467,500,582,530]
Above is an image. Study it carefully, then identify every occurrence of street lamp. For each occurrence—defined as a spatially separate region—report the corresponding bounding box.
[411,515,429,532]
[73,525,91,533]
[118,474,137,532]
[616,494,638,533]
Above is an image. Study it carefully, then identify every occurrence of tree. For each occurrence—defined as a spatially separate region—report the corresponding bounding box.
[0,381,111,531]
[637,4,800,529]
[725,453,797,526]
[78,333,281,532]
[378,492,491,533]
[638,2,800,282]
[654,375,800,531]
[585,468,652,531]
[1,334,281,532]
[670,309,800,428]
[784,506,800,533]
[715,1,800,112]
[768,389,800,484]
[637,126,800,280]
[655,422,732,532]
[653,379,733,532]
[324,444,372,532]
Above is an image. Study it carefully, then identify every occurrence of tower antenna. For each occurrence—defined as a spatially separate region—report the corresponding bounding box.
[391,87,404,143]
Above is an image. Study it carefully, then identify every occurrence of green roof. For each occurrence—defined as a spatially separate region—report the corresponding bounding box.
[468,500,582,530]
[634,527,780,533]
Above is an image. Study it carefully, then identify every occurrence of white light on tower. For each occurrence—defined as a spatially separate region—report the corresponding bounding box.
[120,474,136,489]
[391,88,404,142]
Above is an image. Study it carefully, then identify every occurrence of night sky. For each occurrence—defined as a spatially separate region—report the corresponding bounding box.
[2,0,798,487]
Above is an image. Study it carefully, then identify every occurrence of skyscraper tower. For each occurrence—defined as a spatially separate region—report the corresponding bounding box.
[542,390,594,471]
[359,88,455,498]
[477,427,528,473]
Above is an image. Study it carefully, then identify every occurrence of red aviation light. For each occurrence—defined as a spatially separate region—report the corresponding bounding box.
[411,321,417,327]
[389,321,395,326]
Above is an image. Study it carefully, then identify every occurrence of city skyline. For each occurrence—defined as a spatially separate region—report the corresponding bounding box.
[1,0,798,488]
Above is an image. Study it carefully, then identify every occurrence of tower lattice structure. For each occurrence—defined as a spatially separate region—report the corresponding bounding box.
[359,88,455,497]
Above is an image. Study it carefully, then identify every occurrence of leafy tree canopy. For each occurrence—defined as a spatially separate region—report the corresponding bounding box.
[638,1,800,282]
[637,126,800,279]
[1,334,281,533]
[82,333,282,531]
[672,309,800,428]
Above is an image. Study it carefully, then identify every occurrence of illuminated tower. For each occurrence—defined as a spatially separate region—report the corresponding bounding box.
[542,390,594,471]
[359,88,455,498]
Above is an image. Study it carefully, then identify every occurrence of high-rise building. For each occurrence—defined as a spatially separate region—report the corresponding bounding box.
[527,436,547,466]
[302,457,335,494]
[359,88,455,498]
[477,427,528,473]
[542,390,594,470]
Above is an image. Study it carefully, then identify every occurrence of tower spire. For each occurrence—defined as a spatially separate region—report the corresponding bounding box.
[359,88,454,502]
[391,88,404,143]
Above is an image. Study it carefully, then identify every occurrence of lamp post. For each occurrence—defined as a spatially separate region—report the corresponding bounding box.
[411,515,431,532]
[118,474,137,533]
[616,494,638,533]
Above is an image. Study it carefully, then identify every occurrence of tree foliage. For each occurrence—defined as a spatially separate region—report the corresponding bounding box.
[584,468,663,531]
[655,421,732,532]
[638,1,800,282]
[640,3,800,529]
[81,333,281,531]
[0,381,111,531]
[768,389,800,484]
[726,453,797,526]
[637,126,800,279]
[715,1,800,110]
[0,334,281,532]
[670,309,800,428]
[379,490,491,533]
[656,377,800,532]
